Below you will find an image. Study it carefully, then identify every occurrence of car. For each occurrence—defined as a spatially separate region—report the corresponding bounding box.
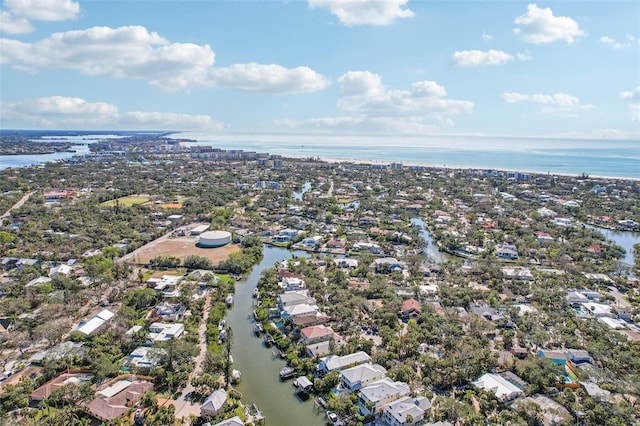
[134,408,142,418]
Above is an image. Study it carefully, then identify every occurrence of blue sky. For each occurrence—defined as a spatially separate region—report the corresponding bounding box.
[1,0,639,140]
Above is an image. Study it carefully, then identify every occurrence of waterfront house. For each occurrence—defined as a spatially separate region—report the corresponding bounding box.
[339,363,387,393]
[201,389,227,417]
[357,377,410,416]
[278,290,315,311]
[278,276,305,291]
[381,396,432,426]
[318,351,371,375]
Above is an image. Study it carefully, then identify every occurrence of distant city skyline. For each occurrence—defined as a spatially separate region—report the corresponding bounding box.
[1,0,639,141]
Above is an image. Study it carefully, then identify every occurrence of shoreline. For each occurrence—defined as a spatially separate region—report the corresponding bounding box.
[284,152,640,182]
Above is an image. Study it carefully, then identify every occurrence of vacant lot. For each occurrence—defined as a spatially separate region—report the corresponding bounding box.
[100,195,151,207]
[124,235,240,265]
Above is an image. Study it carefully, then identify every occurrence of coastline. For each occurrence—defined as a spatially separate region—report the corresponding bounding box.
[286,152,640,182]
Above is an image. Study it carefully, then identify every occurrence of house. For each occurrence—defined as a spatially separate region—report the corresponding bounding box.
[148,322,184,342]
[357,378,410,416]
[87,378,153,421]
[473,373,523,401]
[353,242,381,254]
[201,389,227,417]
[400,299,422,321]
[374,257,406,273]
[468,304,503,321]
[381,396,432,426]
[153,303,187,321]
[76,309,115,335]
[299,236,322,248]
[49,263,72,277]
[128,347,166,369]
[501,267,534,281]
[300,324,335,345]
[282,303,320,318]
[211,416,245,426]
[496,244,518,260]
[510,395,572,426]
[333,258,359,269]
[326,239,347,249]
[318,351,371,375]
[278,276,305,291]
[29,341,84,365]
[340,363,387,393]
[31,373,93,401]
[278,290,315,311]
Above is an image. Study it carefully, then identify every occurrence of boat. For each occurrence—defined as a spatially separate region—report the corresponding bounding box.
[231,369,241,384]
[254,322,264,335]
[218,319,226,331]
[225,294,234,306]
[252,288,259,298]
[279,366,296,380]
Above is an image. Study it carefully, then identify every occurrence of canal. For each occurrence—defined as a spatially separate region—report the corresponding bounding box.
[293,181,312,201]
[410,217,451,264]
[226,245,325,426]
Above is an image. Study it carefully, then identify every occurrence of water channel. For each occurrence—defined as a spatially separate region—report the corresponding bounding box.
[293,182,312,201]
[226,245,324,426]
[410,217,451,264]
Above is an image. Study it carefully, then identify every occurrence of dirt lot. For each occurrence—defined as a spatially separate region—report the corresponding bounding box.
[123,235,240,265]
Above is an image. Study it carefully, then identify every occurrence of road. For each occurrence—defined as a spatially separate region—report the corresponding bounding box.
[0,191,35,226]
[174,292,212,423]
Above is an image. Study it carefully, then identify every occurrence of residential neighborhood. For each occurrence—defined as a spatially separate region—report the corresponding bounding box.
[0,136,639,425]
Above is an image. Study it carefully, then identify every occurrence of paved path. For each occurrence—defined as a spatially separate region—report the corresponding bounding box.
[174,292,212,423]
[0,191,34,226]
[328,179,334,196]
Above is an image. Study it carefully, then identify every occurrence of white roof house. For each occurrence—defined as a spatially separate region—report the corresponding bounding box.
[473,373,523,401]
[319,351,371,374]
[201,388,227,417]
[212,416,245,426]
[76,309,115,335]
[148,322,184,342]
[357,377,411,415]
[128,347,165,369]
[382,396,432,426]
[340,363,387,392]
[282,303,319,318]
[278,291,315,310]
[49,264,72,277]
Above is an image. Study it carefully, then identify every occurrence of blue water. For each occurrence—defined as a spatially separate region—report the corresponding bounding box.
[182,132,640,179]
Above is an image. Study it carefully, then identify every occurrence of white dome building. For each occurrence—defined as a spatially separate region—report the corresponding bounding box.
[198,230,232,248]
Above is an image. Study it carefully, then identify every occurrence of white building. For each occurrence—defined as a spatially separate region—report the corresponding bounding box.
[357,378,410,416]
[381,396,432,426]
[473,373,523,401]
[201,389,227,417]
[76,309,115,335]
[148,322,184,342]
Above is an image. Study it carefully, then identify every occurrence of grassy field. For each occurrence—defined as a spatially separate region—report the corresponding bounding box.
[100,195,150,207]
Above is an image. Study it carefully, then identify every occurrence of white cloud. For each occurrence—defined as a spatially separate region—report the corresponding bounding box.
[514,3,585,44]
[516,50,532,61]
[481,31,492,41]
[276,71,472,134]
[451,50,514,67]
[0,25,330,94]
[502,91,592,116]
[620,86,640,121]
[599,35,636,49]
[210,63,330,94]
[0,10,33,34]
[1,96,225,130]
[0,0,79,34]
[308,0,414,26]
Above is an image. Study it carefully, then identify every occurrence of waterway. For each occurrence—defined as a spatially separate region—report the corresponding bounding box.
[410,217,451,264]
[226,245,324,426]
[585,225,640,267]
[293,182,312,201]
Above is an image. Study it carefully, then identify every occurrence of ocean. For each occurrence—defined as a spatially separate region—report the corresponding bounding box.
[182,133,640,180]
[1,132,638,179]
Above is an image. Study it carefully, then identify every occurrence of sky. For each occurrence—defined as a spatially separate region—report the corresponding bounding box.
[0,0,639,141]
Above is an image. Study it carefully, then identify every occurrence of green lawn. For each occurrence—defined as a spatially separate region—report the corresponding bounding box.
[100,195,150,207]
